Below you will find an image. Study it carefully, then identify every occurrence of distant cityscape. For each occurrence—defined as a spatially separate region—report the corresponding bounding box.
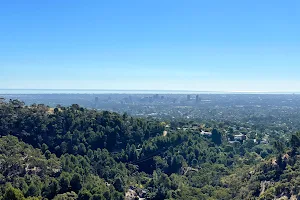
[1,93,300,133]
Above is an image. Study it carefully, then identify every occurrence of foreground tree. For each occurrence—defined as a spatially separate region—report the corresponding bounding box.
[3,187,25,200]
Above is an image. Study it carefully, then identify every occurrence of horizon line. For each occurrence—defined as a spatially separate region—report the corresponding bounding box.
[0,88,299,94]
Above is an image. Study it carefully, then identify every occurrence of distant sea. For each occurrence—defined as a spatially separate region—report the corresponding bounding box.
[0,89,299,95]
[0,89,220,94]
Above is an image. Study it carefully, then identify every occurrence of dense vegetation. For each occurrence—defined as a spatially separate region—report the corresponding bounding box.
[0,99,300,199]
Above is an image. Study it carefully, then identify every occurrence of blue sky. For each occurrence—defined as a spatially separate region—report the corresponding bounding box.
[0,0,299,92]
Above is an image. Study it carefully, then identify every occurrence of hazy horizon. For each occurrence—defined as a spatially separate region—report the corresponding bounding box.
[0,88,299,95]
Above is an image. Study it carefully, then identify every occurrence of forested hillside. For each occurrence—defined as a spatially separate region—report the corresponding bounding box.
[1,100,300,200]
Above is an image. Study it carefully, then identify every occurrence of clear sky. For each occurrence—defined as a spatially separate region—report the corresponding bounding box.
[1,0,299,92]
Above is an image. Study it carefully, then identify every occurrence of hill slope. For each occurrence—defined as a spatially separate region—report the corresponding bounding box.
[0,100,299,199]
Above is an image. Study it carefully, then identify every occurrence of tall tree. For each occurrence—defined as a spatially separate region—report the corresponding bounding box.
[70,173,82,193]
[212,129,222,145]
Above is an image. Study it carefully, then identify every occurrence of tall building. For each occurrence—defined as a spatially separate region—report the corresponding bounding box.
[94,97,99,108]
[187,95,191,101]
[95,97,99,103]
[196,95,200,103]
